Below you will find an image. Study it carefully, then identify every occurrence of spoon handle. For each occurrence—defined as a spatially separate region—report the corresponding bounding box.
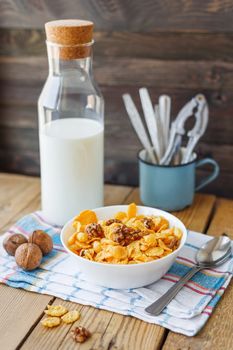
[145,265,202,316]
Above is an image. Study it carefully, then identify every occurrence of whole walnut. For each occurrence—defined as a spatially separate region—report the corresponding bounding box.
[15,243,42,270]
[3,234,28,256]
[105,219,121,226]
[29,230,53,256]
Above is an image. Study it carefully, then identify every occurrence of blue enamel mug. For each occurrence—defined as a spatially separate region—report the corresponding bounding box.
[138,148,220,211]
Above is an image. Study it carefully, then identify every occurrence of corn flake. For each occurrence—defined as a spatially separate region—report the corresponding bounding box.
[74,210,97,225]
[67,203,182,265]
[127,203,137,219]
[45,305,68,317]
[143,234,157,246]
[68,232,78,245]
[41,317,61,328]
[61,310,80,324]
[115,211,127,221]
[145,247,164,257]
[77,231,89,243]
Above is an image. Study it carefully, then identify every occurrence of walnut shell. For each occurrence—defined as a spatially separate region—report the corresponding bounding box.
[29,230,53,256]
[15,243,42,270]
[3,234,28,256]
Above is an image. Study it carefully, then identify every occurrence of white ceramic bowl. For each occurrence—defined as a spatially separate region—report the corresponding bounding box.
[61,205,187,289]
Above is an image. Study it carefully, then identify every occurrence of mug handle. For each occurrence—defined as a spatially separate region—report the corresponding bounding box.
[195,158,220,191]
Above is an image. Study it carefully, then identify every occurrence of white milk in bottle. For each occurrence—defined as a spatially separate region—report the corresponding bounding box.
[39,118,104,225]
[38,20,104,225]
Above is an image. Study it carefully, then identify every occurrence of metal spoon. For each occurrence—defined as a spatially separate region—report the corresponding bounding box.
[145,236,232,316]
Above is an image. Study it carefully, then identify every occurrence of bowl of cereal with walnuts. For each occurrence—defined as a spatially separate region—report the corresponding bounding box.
[61,203,187,289]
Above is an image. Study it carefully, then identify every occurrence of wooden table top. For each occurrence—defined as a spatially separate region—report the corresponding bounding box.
[0,173,233,350]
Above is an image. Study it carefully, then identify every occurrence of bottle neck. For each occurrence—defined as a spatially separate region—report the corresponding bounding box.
[46,41,93,75]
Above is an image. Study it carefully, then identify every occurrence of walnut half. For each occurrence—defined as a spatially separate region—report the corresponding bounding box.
[71,326,91,343]
[105,218,122,226]
[85,223,104,239]
[142,218,156,230]
[111,224,142,246]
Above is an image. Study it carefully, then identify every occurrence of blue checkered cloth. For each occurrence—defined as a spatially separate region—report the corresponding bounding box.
[0,211,232,336]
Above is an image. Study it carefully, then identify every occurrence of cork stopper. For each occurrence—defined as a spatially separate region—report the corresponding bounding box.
[45,19,94,60]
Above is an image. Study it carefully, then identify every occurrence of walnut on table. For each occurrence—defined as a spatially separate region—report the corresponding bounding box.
[71,326,91,343]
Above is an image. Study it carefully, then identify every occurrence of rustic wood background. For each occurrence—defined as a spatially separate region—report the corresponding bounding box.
[0,0,233,197]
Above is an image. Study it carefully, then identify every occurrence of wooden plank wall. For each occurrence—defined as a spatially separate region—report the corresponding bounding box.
[0,0,233,198]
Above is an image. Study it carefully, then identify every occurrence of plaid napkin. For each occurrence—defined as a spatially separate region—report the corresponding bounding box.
[0,212,232,336]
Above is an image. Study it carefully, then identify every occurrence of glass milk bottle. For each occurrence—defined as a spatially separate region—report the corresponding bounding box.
[38,20,104,226]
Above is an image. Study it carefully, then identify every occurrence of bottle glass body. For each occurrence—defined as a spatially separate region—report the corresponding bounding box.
[38,41,104,225]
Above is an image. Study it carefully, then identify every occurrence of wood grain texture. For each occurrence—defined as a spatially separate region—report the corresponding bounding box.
[0,2,233,197]
[1,0,233,32]
[14,180,216,350]
[0,184,130,235]
[207,198,233,237]
[0,174,40,231]
[0,286,53,350]
[0,149,230,198]
[2,85,233,147]
[2,28,233,62]
[65,307,114,350]
[0,174,53,350]
[0,178,133,350]
[104,184,133,206]
[0,121,231,157]
[1,56,233,90]
[93,312,167,350]
[16,180,133,350]
[0,77,232,198]
[0,175,228,350]
[84,189,214,350]
[1,194,41,234]
[20,299,85,350]
[162,199,233,350]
